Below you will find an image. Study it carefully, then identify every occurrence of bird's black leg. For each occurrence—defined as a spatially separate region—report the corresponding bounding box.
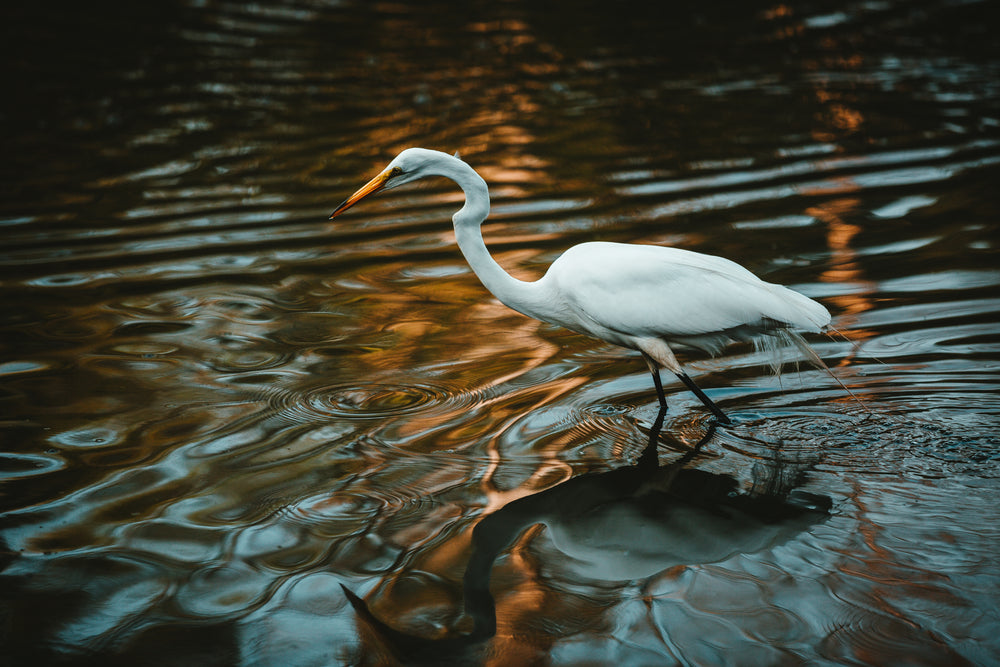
[674,372,732,425]
[650,367,668,410]
[642,353,668,410]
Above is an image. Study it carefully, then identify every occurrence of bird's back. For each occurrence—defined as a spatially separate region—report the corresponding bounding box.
[537,242,830,354]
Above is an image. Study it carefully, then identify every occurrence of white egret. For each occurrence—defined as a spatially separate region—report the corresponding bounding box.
[330,148,833,425]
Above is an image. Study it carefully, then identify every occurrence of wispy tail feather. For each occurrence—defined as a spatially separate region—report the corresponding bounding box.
[752,328,808,376]
[754,329,872,416]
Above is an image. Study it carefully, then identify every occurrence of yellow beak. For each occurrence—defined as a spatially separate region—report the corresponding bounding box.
[329,168,393,219]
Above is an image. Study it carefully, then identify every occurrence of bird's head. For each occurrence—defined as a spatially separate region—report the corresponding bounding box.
[329,148,455,219]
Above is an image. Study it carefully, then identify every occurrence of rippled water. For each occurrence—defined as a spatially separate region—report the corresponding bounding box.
[2,1,999,665]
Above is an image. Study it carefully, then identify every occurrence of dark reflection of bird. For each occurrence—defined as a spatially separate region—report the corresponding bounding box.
[331,148,833,424]
[339,416,831,664]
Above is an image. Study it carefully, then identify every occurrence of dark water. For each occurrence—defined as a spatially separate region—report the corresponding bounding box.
[2,1,999,665]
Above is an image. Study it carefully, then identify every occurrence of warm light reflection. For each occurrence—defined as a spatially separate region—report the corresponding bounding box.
[807,198,878,350]
[486,525,550,665]
[762,4,792,20]
[828,103,865,133]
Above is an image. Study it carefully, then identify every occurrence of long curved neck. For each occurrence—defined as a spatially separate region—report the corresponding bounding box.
[444,158,545,318]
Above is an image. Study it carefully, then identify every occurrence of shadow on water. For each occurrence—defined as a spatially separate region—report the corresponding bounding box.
[341,413,831,665]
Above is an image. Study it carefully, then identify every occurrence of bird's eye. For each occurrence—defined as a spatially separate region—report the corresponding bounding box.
[389,166,403,178]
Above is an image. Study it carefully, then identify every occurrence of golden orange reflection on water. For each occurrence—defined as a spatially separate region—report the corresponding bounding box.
[808,197,879,350]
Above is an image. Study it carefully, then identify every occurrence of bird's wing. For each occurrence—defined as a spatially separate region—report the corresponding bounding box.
[545,242,829,341]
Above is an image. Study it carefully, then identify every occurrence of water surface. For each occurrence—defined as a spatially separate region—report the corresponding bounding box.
[2,1,999,665]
